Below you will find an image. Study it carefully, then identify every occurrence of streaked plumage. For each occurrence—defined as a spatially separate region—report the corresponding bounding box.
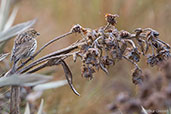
[11,28,40,65]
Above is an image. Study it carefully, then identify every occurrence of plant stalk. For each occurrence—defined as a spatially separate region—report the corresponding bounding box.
[10,86,20,114]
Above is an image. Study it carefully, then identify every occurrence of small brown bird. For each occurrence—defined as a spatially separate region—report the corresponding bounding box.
[11,28,40,70]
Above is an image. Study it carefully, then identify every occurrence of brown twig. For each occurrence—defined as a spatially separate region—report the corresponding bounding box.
[10,86,20,114]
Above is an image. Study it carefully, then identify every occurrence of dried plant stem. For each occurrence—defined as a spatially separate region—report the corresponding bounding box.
[157,39,170,48]
[10,86,20,114]
[18,41,86,73]
[121,34,146,39]
[10,60,20,114]
[103,23,110,30]
[27,61,48,73]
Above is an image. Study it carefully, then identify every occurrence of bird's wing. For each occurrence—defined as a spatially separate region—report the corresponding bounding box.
[12,40,36,62]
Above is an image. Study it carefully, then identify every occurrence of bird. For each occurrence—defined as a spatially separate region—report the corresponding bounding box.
[11,28,40,71]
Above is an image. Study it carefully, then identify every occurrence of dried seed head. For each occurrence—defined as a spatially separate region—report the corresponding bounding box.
[127,49,140,62]
[71,24,82,33]
[147,55,159,67]
[81,64,95,79]
[105,13,119,25]
[134,28,143,33]
[120,30,131,38]
[134,28,143,36]
[144,28,159,38]
[132,67,143,85]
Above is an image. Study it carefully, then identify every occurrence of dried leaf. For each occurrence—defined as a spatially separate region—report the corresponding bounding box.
[60,60,80,96]
[81,64,95,79]
[137,39,145,55]
[128,49,140,62]
[132,67,143,85]
[147,55,159,67]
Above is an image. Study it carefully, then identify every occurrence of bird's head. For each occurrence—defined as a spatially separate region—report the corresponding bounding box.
[26,28,40,38]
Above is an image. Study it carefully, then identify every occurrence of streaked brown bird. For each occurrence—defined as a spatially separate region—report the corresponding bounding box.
[11,28,40,70]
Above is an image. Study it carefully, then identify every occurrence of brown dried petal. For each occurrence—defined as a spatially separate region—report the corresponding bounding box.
[81,64,95,79]
[137,39,145,55]
[101,56,114,66]
[144,28,159,38]
[132,67,143,85]
[110,48,122,60]
[79,44,91,53]
[71,24,82,33]
[128,49,140,62]
[120,30,131,38]
[83,49,100,66]
[120,42,127,55]
[105,13,119,25]
[134,28,143,37]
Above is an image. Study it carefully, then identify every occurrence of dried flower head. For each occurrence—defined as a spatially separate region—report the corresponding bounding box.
[71,24,82,33]
[105,13,119,25]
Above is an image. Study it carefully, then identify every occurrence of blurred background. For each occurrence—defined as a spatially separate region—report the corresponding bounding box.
[3,0,171,113]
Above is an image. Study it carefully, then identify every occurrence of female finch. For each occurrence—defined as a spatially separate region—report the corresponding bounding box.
[11,28,40,71]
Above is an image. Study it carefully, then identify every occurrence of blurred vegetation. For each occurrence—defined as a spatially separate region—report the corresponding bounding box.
[1,0,171,114]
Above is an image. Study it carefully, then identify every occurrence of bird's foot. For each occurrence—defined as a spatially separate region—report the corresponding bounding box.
[30,56,34,60]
